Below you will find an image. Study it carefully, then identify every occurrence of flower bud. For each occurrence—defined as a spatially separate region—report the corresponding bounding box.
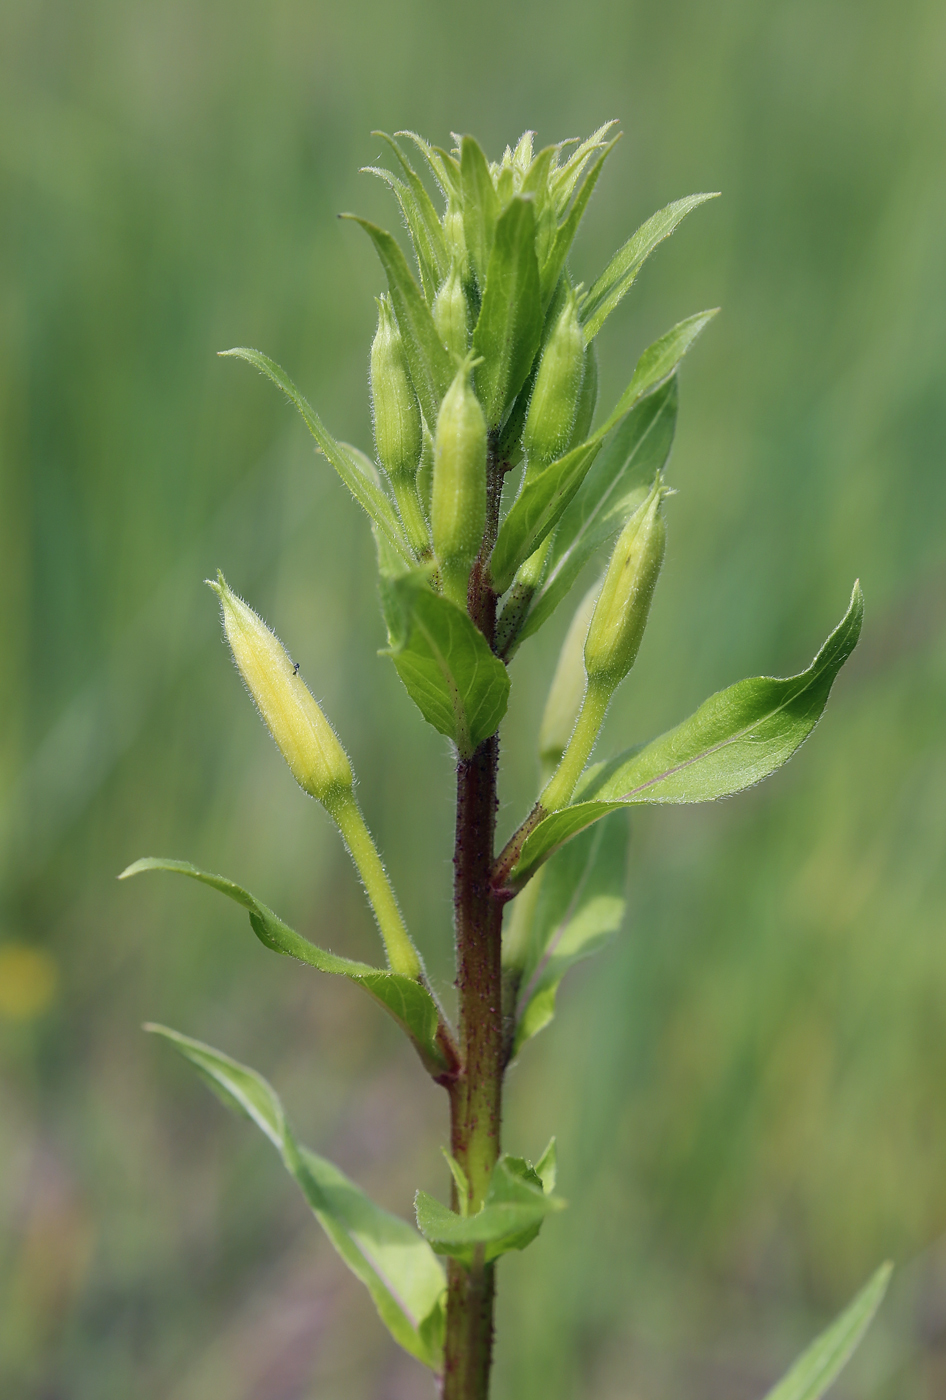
[370,295,422,482]
[209,574,353,810]
[583,478,667,691]
[539,582,600,780]
[442,200,468,273]
[432,362,487,607]
[523,288,585,467]
[433,263,470,360]
[568,339,598,450]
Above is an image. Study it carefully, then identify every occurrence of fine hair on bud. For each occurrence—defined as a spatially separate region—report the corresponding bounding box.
[208,573,353,810]
[523,287,585,468]
[431,358,487,608]
[370,295,422,482]
[584,477,668,691]
[433,263,470,361]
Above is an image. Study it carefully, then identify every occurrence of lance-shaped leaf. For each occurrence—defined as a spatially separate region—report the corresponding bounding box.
[220,348,410,564]
[121,859,451,1077]
[415,1154,564,1267]
[581,192,720,341]
[343,217,453,427]
[549,121,619,212]
[369,133,448,297]
[512,378,677,651]
[540,138,619,306]
[490,313,713,594]
[505,585,864,888]
[146,1025,447,1370]
[397,130,460,202]
[380,571,510,758]
[472,196,543,428]
[763,1262,892,1400]
[511,812,628,1054]
[460,135,500,291]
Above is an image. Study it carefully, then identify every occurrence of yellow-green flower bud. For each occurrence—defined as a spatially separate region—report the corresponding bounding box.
[538,582,600,780]
[584,478,667,691]
[432,362,487,607]
[433,263,470,360]
[523,288,585,467]
[209,573,353,811]
[442,200,467,273]
[370,296,422,481]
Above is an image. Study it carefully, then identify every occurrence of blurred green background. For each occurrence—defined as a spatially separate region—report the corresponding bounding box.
[2,0,945,1395]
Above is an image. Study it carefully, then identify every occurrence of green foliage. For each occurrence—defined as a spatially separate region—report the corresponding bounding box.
[763,1263,892,1400]
[380,570,510,756]
[145,1025,447,1369]
[416,1154,564,1266]
[121,859,448,1075]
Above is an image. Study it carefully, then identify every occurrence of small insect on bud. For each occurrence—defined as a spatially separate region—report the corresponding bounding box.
[538,583,600,780]
[433,263,470,361]
[583,477,667,693]
[523,288,585,469]
[208,573,353,812]
[431,360,487,608]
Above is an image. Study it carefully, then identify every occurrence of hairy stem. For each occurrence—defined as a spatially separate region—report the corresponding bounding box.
[442,440,506,1400]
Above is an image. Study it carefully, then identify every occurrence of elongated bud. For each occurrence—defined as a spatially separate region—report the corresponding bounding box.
[442,200,468,275]
[209,574,353,811]
[433,263,470,360]
[523,288,585,467]
[370,296,422,481]
[568,339,598,450]
[584,478,667,691]
[432,361,487,607]
[538,583,600,780]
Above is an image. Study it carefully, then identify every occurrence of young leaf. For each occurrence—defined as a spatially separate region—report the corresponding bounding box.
[511,812,628,1054]
[540,138,619,306]
[121,859,450,1077]
[549,121,619,212]
[342,216,453,426]
[363,165,443,303]
[371,132,448,292]
[380,571,510,758]
[490,311,710,594]
[512,377,677,650]
[146,1025,447,1370]
[763,1262,892,1400]
[415,1154,564,1266]
[472,196,543,428]
[534,1139,557,1194]
[459,135,500,291]
[397,130,461,202]
[506,585,864,887]
[581,192,720,341]
[219,348,410,564]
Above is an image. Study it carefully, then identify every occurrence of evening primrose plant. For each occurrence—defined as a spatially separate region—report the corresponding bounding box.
[122,126,889,1398]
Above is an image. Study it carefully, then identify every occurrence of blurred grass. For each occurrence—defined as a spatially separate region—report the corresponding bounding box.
[1,0,945,1396]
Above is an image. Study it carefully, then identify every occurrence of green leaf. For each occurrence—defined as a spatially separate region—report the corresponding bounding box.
[397,130,460,202]
[540,138,619,306]
[363,164,445,304]
[219,348,410,564]
[121,859,449,1077]
[342,216,453,426]
[534,1139,557,1194]
[763,1263,892,1400]
[459,135,500,291]
[511,812,628,1053]
[581,192,720,341]
[380,571,510,758]
[472,196,543,428]
[146,1025,447,1369]
[513,377,677,650]
[508,585,864,887]
[549,122,619,212]
[490,312,712,594]
[415,1154,564,1266]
